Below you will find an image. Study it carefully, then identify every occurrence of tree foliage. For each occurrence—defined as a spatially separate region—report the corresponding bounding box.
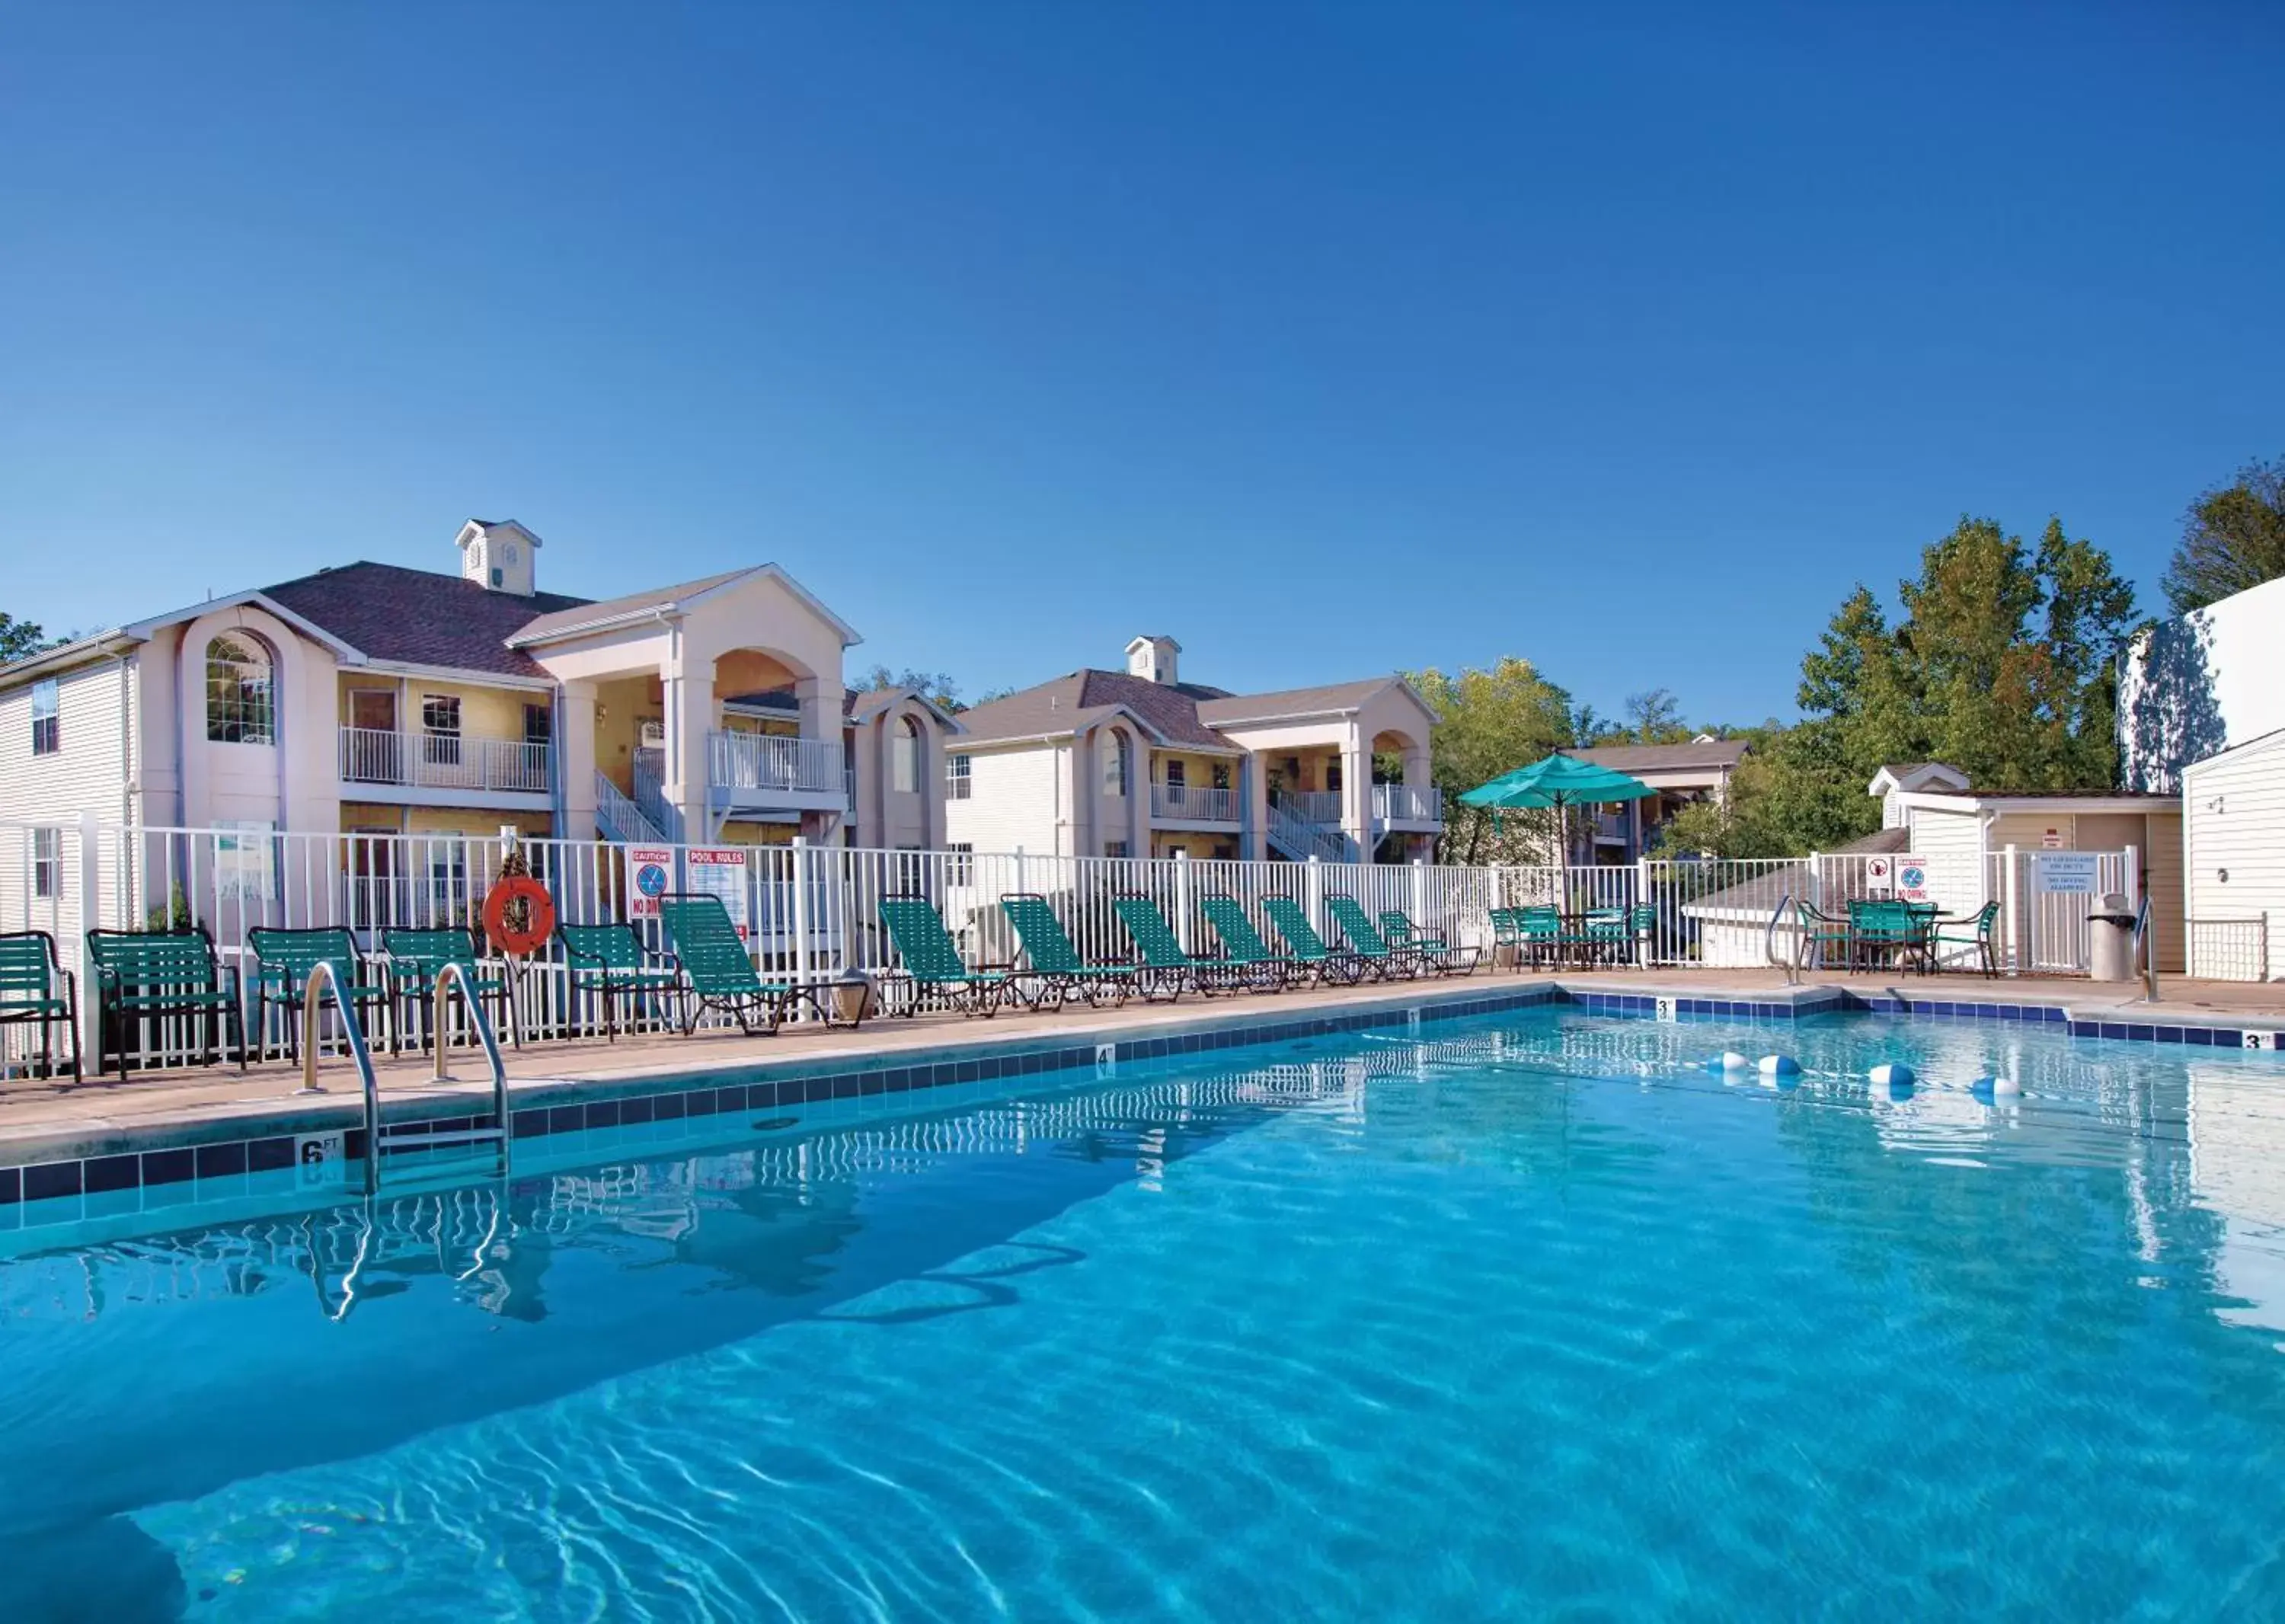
[1405,656,1579,864]
[1660,516,2138,858]
[2162,453,2285,615]
[0,612,56,666]
[858,663,964,712]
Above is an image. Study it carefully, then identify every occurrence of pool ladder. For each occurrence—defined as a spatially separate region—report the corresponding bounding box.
[296,960,513,1195]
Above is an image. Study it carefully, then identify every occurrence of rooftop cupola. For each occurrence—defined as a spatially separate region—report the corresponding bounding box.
[455,518,542,596]
[1125,634,1181,686]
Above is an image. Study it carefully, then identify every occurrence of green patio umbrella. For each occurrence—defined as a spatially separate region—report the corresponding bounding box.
[1457,753,1658,860]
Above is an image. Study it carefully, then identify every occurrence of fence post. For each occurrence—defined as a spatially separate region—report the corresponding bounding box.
[1305,853,1324,929]
[790,836,813,1022]
[78,810,103,1063]
[2002,844,2020,973]
[1174,849,1194,952]
[1411,857,1426,934]
[1807,851,1823,912]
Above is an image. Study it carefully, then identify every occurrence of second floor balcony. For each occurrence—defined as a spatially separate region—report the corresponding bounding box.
[339,725,550,799]
[1373,783,1443,826]
[1150,780,1240,823]
[707,730,845,810]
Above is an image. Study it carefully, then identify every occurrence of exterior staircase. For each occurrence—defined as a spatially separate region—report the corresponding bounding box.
[1266,796,1353,863]
[595,771,666,845]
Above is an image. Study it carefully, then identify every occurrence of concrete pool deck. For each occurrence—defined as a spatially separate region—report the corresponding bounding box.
[3,965,2282,1172]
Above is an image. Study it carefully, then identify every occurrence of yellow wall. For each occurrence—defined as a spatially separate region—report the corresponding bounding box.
[401,806,554,839]
[334,673,541,740]
[1152,833,1238,860]
[593,674,660,792]
[717,819,796,847]
[1148,750,1237,791]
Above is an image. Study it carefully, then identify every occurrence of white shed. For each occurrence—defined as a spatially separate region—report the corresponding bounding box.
[2183,727,2285,982]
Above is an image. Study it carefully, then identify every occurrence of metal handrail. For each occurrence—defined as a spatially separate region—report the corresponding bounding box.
[292,960,383,1193]
[432,961,513,1178]
[1764,888,1800,986]
[2133,893,2159,1004]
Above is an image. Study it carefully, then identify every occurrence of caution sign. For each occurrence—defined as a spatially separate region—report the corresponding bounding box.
[1896,856,1932,904]
[628,846,674,919]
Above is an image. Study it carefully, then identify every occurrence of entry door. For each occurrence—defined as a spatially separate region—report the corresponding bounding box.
[347,690,400,782]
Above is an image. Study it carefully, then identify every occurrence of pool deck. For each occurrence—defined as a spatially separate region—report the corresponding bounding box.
[4,965,2282,1170]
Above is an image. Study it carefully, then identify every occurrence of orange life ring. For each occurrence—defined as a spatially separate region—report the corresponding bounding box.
[481,874,556,957]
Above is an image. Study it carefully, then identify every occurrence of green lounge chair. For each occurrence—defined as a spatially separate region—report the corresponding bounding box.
[86,925,247,1080]
[558,920,686,1040]
[1110,895,1216,999]
[659,894,837,1034]
[246,925,395,1061]
[1325,897,1415,980]
[1261,896,1369,985]
[1378,909,1482,977]
[1001,894,1137,1008]
[877,894,1025,1017]
[1197,896,1294,991]
[0,930,79,1081]
[1488,906,1523,967]
[1930,900,2002,978]
[382,925,521,1050]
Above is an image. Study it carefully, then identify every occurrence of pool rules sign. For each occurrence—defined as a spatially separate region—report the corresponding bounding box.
[628,845,751,941]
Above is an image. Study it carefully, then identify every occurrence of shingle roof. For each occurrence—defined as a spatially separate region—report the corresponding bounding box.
[1194,678,1395,724]
[1570,740,1750,774]
[957,670,1238,749]
[508,567,759,644]
[260,562,592,679]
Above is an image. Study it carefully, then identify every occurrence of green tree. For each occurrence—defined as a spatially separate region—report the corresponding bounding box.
[0,612,56,665]
[1695,515,2139,855]
[1617,688,1691,744]
[1405,656,1578,864]
[2162,453,2285,614]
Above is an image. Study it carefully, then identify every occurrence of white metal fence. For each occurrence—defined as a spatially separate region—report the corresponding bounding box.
[2190,919,2271,983]
[0,817,2147,1073]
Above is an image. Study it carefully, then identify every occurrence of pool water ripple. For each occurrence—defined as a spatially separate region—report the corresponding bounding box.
[8,1009,2285,1617]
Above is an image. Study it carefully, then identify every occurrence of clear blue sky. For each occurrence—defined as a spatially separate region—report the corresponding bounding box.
[5,2,2280,723]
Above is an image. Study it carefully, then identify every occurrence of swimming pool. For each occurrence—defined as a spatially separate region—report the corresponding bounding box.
[6,1005,2285,1619]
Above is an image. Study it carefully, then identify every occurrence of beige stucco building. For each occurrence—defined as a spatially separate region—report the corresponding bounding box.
[943,635,1443,864]
[0,519,957,855]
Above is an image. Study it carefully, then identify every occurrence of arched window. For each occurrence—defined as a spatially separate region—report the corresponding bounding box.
[1102,729,1130,798]
[206,636,275,745]
[893,715,923,794]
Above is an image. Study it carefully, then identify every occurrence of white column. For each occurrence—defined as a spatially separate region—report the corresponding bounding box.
[78,810,104,1062]
[1341,727,1369,861]
[559,680,599,840]
[790,836,813,1019]
[1174,849,1194,952]
[664,654,714,844]
[1242,755,1267,861]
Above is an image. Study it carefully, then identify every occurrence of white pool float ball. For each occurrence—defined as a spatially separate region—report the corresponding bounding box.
[1991,1075,2021,1097]
[1715,1051,1750,1072]
[1757,1054,1800,1076]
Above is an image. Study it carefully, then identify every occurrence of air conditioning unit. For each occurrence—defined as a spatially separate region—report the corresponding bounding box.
[639,721,666,750]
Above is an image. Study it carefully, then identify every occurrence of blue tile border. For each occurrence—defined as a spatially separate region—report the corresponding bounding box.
[2,977,2277,1211]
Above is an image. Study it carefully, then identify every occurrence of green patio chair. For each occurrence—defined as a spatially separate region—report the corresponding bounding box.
[1325,897,1414,980]
[0,930,79,1082]
[1516,906,1564,967]
[659,894,837,1034]
[1929,900,2002,979]
[1261,896,1369,985]
[1488,906,1523,967]
[1197,896,1295,991]
[246,925,394,1062]
[1625,903,1660,969]
[1848,900,1922,973]
[558,919,686,1041]
[382,925,521,1051]
[1001,894,1137,1008]
[87,925,247,1080]
[1379,908,1482,977]
[877,894,1026,1017]
[1560,907,1630,969]
[1111,895,1216,999]
[1794,900,1850,970]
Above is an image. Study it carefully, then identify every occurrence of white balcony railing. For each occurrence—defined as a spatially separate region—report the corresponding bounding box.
[1273,790,1344,826]
[1372,783,1443,825]
[1149,781,1240,822]
[1593,807,1631,840]
[339,726,550,794]
[707,730,842,798]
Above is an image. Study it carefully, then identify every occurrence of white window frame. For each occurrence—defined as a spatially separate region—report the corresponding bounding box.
[30,679,59,756]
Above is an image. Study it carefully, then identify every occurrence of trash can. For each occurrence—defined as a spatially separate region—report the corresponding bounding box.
[2088,892,2137,983]
[830,968,879,1025]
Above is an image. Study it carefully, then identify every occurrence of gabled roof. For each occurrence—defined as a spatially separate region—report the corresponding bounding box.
[1868,762,1970,796]
[262,561,592,679]
[506,562,862,649]
[848,686,967,732]
[957,670,1237,749]
[1570,740,1750,775]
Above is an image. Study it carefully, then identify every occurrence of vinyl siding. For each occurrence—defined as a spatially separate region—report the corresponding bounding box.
[2140,812,2188,974]
[1901,804,1988,912]
[944,743,1066,856]
[2185,733,2285,980]
[0,656,134,944]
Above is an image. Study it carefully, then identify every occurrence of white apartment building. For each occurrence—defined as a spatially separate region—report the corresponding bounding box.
[943,635,1443,865]
[0,519,957,857]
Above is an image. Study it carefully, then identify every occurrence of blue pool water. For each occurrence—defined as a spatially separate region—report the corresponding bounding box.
[8,1008,2285,1619]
